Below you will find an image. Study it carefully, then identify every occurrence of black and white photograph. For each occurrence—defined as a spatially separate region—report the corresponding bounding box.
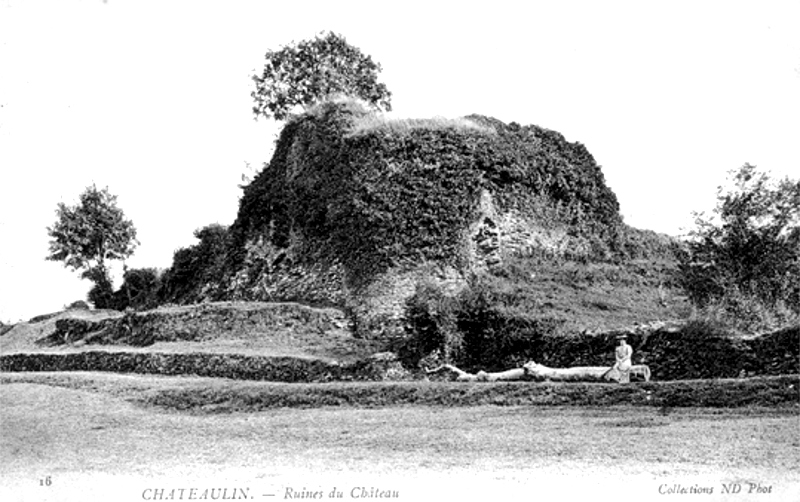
[1,1,798,501]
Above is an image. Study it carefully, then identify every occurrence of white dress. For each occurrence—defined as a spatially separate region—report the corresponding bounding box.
[613,343,633,383]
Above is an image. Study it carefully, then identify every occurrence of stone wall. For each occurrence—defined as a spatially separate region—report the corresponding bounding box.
[345,264,466,340]
[467,190,582,270]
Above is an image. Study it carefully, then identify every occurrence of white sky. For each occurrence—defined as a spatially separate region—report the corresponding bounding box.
[1,0,798,322]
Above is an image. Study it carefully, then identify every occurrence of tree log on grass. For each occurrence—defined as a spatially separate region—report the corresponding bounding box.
[524,361,614,382]
[426,361,651,382]
[425,364,526,382]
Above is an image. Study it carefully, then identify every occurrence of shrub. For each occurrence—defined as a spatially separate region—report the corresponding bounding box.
[159,224,231,304]
[619,225,680,261]
[402,273,566,371]
[643,319,756,379]
[689,290,800,334]
[65,300,90,310]
[115,268,162,311]
[85,267,115,309]
[399,281,460,368]
[455,275,566,370]
[679,164,800,330]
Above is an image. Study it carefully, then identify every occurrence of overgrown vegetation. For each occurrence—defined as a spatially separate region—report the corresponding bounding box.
[133,97,693,352]
[115,267,162,310]
[678,164,800,332]
[403,281,797,378]
[399,163,799,372]
[79,224,233,312]
[230,99,626,291]
[158,224,231,304]
[400,274,565,371]
[401,247,688,372]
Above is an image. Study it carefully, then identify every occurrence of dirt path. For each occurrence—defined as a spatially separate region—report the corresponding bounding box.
[1,374,799,502]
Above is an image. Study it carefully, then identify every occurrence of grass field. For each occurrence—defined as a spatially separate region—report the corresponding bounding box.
[1,372,799,502]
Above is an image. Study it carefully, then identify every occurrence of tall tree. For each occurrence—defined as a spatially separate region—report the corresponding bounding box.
[251,31,392,120]
[46,185,138,306]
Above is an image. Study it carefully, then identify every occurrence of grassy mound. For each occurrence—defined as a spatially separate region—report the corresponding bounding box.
[0,308,121,354]
[1,302,382,363]
[0,323,13,337]
[40,302,343,346]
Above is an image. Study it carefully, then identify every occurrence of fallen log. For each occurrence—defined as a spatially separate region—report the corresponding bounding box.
[523,361,612,381]
[425,361,652,383]
[524,361,651,382]
[425,364,526,382]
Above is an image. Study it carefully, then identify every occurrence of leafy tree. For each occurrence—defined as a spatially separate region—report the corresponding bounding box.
[251,31,392,120]
[46,185,138,307]
[679,164,800,325]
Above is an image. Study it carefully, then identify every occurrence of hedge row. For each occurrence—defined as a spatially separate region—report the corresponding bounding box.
[0,351,392,383]
[537,324,800,381]
[141,376,799,411]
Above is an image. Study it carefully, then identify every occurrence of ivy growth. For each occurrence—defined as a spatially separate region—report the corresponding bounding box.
[231,100,624,288]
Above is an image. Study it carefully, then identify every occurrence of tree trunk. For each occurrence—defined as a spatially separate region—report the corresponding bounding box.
[425,364,527,382]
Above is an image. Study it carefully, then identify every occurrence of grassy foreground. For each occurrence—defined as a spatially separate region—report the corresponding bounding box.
[1,373,799,502]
